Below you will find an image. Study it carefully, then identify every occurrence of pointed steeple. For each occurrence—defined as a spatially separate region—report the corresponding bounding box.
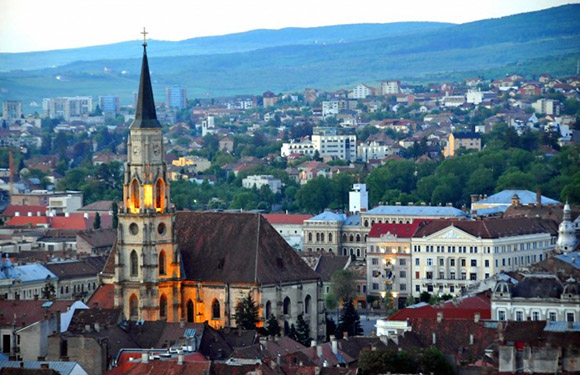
[131,36,161,129]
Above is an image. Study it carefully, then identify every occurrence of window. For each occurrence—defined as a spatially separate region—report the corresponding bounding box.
[415,258,420,266]
[212,299,221,319]
[155,179,165,212]
[427,285,433,292]
[130,250,138,276]
[304,295,311,314]
[532,311,540,321]
[372,258,378,265]
[159,251,166,275]
[415,271,420,279]
[498,310,506,321]
[308,233,312,242]
[415,285,420,292]
[400,270,406,278]
[186,300,194,322]
[484,260,489,267]
[399,259,406,266]
[549,312,557,322]
[427,258,433,266]
[400,284,406,291]
[439,259,444,266]
[567,312,575,322]
[450,259,455,267]
[328,233,333,242]
[516,311,523,321]
[449,286,455,293]
[283,297,291,315]
[130,294,139,320]
[461,259,466,267]
[471,259,477,267]
[426,272,433,279]
[450,271,456,280]
[470,273,477,281]
[160,294,168,319]
[461,272,466,280]
[372,283,379,290]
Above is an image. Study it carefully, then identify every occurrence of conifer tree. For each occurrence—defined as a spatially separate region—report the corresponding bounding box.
[294,313,312,347]
[266,314,281,336]
[93,212,101,229]
[336,299,363,339]
[234,292,259,330]
[288,323,298,342]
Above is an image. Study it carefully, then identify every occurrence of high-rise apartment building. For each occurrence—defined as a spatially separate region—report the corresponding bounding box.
[98,95,120,117]
[165,86,187,109]
[42,97,93,121]
[2,101,22,122]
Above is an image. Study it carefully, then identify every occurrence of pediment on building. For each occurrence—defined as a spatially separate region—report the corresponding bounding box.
[429,226,477,241]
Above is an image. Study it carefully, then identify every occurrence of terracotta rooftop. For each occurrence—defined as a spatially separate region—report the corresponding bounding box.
[87,284,115,309]
[1,204,47,217]
[263,214,312,225]
[0,300,78,328]
[368,221,430,239]
[413,217,558,238]
[388,292,491,321]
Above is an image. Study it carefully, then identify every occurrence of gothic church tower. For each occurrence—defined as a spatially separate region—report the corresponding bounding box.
[114,37,181,321]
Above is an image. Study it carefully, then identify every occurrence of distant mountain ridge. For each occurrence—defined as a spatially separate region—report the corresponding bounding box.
[1,4,579,107]
[0,22,453,72]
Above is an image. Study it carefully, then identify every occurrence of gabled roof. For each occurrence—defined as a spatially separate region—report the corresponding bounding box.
[263,214,312,225]
[1,204,47,217]
[306,211,345,223]
[0,300,79,328]
[77,228,116,248]
[175,212,319,284]
[388,292,491,321]
[368,221,430,239]
[45,257,106,280]
[314,255,350,282]
[414,217,558,239]
[88,284,115,308]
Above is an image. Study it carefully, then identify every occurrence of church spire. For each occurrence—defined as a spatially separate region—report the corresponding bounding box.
[131,28,161,129]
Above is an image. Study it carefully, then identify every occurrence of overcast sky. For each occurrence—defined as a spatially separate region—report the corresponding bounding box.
[0,0,576,53]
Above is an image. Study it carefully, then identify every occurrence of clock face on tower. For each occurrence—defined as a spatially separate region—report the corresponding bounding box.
[133,145,140,155]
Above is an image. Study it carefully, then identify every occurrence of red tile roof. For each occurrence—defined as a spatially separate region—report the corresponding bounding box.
[413,217,558,238]
[388,292,491,321]
[1,204,47,217]
[50,215,88,230]
[263,214,312,225]
[88,284,115,309]
[0,300,79,328]
[368,221,431,239]
[5,216,49,227]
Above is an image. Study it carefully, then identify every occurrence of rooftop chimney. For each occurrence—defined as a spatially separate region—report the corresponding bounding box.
[142,350,149,364]
[437,311,443,323]
[316,344,323,358]
[432,332,436,345]
[536,189,542,207]
[330,336,337,355]
[311,340,317,348]
[474,312,480,323]
[177,349,184,365]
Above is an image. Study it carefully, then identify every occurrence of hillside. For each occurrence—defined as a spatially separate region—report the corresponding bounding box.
[1,4,579,107]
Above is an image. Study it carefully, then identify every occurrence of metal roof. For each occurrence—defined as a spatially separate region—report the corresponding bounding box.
[11,264,58,283]
[474,189,560,205]
[343,214,361,226]
[555,251,580,270]
[544,321,580,332]
[0,361,84,375]
[365,205,467,217]
[306,211,346,222]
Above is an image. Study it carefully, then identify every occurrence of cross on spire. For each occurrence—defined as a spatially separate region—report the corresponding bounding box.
[141,27,148,47]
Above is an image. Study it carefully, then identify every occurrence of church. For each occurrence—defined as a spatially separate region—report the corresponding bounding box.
[100,37,325,341]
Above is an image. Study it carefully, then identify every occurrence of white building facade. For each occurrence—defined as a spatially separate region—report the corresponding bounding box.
[242,175,282,194]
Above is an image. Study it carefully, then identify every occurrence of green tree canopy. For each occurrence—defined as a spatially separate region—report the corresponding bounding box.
[234,292,259,330]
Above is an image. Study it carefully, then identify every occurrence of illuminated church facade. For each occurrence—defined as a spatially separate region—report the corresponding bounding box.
[103,39,325,341]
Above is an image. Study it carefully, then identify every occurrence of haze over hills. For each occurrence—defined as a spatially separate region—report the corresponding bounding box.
[1,4,579,107]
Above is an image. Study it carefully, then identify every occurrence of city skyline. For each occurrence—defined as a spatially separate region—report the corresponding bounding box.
[0,0,575,53]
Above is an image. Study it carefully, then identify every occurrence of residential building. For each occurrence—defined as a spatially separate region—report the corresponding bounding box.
[302,211,345,255]
[366,222,426,306]
[322,100,340,118]
[241,174,282,194]
[219,135,234,152]
[11,190,83,208]
[45,257,106,302]
[380,80,400,95]
[311,127,357,161]
[465,89,496,105]
[262,91,277,108]
[351,84,374,99]
[532,98,561,115]
[2,100,22,122]
[98,95,120,117]
[492,274,580,322]
[0,260,58,300]
[42,97,93,121]
[201,116,215,136]
[263,213,312,250]
[280,139,316,158]
[443,132,481,157]
[411,217,558,297]
[442,95,465,107]
[165,85,187,109]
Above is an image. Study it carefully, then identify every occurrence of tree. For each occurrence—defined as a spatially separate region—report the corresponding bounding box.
[419,291,431,303]
[266,315,281,337]
[330,270,355,304]
[93,212,101,229]
[325,314,337,341]
[111,201,119,229]
[41,275,56,300]
[287,323,298,341]
[234,292,259,330]
[294,313,312,347]
[324,293,338,311]
[336,299,363,339]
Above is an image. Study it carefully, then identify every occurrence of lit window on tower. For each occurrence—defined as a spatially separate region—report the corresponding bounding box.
[143,184,153,207]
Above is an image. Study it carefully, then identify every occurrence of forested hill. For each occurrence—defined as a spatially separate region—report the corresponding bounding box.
[1,4,579,105]
[0,22,453,72]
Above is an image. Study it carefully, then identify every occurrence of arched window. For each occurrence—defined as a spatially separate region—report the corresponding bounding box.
[356,234,361,242]
[265,301,272,318]
[304,295,312,314]
[321,233,325,242]
[212,299,220,319]
[308,233,312,242]
[159,250,166,275]
[328,233,333,242]
[130,179,140,211]
[187,300,194,323]
[342,233,347,242]
[316,233,320,242]
[130,294,139,320]
[283,297,291,315]
[130,250,138,276]
[349,234,354,242]
[364,220,369,227]
[160,294,168,319]
[357,249,361,257]
[155,179,165,212]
